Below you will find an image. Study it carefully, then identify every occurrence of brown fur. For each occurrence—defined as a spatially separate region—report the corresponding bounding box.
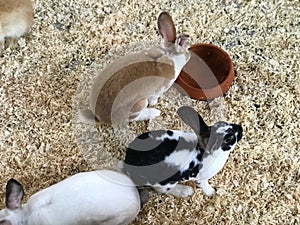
[83,12,190,124]
[0,0,33,54]
[90,47,175,124]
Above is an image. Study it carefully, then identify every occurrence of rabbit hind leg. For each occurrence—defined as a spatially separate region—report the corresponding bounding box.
[154,184,194,198]
[129,99,160,122]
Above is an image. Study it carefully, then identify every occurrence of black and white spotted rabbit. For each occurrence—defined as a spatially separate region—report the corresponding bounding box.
[120,106,243,197]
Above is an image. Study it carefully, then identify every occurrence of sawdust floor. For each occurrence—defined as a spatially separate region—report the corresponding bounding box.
[0,0,299,224]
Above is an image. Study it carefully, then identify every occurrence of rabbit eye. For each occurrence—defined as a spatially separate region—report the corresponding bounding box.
[224,135,235,144]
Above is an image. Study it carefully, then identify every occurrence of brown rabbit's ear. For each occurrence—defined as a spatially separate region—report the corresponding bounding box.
[157,12,176,43]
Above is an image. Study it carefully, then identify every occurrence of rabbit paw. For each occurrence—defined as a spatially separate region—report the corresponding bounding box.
[147,108,161,119]
[167,184,194,198]
[202,186,216,197]
[197,180,216,197]
[132,108,161,121]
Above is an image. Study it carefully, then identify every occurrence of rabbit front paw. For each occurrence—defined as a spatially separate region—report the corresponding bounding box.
[197,180,216,197]
[132,108,161,121]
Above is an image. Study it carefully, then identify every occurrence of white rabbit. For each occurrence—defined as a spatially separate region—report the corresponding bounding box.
[0,0,33,55]
[121,106,243,198]
[79,11,190,124]
[0,170,141,225]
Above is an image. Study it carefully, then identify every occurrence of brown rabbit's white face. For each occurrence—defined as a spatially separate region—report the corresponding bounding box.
[164,34,191,77]
[163,34,190,57]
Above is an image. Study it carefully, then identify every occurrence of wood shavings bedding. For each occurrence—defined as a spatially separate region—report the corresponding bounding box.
[0,0,299,224]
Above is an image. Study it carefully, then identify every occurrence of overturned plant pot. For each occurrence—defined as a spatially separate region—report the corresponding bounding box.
[175,43,235,100]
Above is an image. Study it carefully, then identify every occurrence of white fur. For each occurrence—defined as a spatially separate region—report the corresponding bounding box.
[172,53,190,76]
[131,107,161,121]
[162,147,233,197]
[155,133,237,198]
[124,106,242,198]
[194,146,235,196]
[198,146,234,180]
[156,131,199,173]
[196,179,216,197]
[1,13,29,38]
[216,125,232,134]
[0,170,140,225]
[165,149,199,172]
[181,131,198,143]
[155,130,197,143]
[154,184,194,198]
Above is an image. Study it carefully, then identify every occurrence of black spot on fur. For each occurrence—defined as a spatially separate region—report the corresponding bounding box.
[196,154,202,161]
[159,161,201,185]
[124,130,199,186]
[235,125,243,141]
[125,130,196,167]
[189,161,195,169]
[221,145,232,151]
[138,132,151,140]
[125,139,178,167]
[167,130,173,136]
[196,145,205,161]
[158,150,204,186]
[221,125,243,151]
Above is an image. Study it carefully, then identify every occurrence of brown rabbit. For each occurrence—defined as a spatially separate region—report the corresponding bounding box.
[79,12,191,124]
[0,0,33,55]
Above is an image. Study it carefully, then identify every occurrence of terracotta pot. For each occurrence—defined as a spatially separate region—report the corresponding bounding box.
[175,43,234,100]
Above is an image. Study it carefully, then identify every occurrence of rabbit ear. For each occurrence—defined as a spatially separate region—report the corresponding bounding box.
[177,106,210,136]
[157,12,176,43]
[0,220,12,225]
[5,179,24,210]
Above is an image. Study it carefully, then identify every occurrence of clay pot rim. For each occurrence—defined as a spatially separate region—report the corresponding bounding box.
[176,43,234,100]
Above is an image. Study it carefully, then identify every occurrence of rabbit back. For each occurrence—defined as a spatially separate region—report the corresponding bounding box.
[29,170,141,225]
[123,130,202,186]
[1,170,140,225]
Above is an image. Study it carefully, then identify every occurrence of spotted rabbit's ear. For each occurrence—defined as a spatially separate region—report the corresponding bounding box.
[0,220,12,225]
[5,179,24,210]
[177,106,210,136]
[157,12,176,43]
